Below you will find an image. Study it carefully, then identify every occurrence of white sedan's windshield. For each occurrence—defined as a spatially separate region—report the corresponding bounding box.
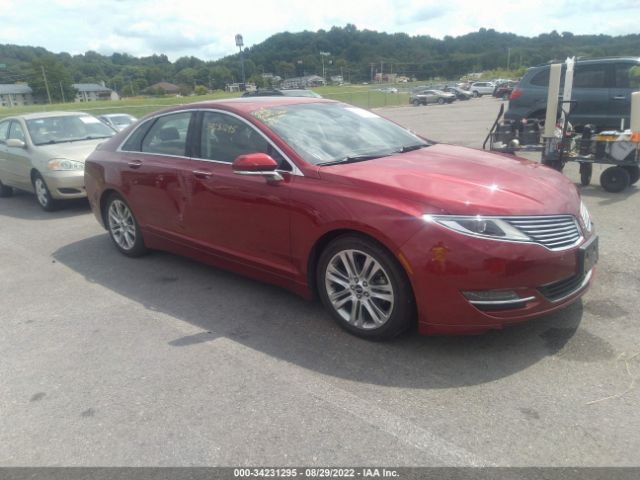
[251,103,428,165]
[27,115,116,145]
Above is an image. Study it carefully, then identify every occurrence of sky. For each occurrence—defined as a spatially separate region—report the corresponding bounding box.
[0,0,638,61]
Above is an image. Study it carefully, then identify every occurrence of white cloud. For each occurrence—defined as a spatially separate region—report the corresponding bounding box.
[0,0,638,61]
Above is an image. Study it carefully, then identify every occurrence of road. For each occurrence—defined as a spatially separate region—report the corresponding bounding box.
[0,96,638,466]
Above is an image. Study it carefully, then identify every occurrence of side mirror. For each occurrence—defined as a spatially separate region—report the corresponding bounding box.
[232,153,283,182]
[6,138,26,149]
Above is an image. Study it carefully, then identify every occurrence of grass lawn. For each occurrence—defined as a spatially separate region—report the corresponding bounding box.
[0,83,419,120]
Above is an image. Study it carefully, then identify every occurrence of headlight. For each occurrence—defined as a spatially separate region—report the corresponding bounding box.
[580,201,592,232]
[48,159,84,171]
[423,214,531,242]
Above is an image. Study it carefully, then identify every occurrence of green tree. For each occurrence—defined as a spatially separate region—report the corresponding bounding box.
[194,85,208,95]
[29,57,74,103]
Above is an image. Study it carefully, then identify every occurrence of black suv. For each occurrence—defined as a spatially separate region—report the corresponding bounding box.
[505,57,640,130]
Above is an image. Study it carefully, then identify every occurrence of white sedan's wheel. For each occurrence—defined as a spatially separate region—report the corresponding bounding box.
[32,173,57,211]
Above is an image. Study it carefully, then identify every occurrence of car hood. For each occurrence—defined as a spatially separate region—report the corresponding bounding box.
[317,144,581,216]
[35,138,107,162]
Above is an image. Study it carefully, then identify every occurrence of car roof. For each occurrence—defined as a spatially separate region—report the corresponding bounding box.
[529,56,640,70]
[152,96,336,117]
[13,111,94,121]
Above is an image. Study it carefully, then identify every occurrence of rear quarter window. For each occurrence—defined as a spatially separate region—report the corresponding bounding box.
[530,69,550,86]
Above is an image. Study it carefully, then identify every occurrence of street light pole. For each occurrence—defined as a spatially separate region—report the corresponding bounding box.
[235,34,246,89]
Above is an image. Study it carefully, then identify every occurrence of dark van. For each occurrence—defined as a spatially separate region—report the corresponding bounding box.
[505,57,640,131]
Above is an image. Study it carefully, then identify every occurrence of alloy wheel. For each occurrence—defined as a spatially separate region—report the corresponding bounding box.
[324,249,395,330]
[108,199,137,250]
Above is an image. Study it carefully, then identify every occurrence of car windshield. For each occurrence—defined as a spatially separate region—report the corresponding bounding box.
[107,115,135,126]
[251,103,429,166]
[281,90,321,98]
[26,115,116,145]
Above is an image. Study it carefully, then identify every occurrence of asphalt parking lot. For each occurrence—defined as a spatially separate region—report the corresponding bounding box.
[1,96,639,467]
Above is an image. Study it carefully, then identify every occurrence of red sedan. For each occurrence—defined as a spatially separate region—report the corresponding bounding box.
[84,97,597,339]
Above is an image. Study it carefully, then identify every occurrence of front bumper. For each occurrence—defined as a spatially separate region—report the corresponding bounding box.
[400,223,596,335]
[43,170,86,199]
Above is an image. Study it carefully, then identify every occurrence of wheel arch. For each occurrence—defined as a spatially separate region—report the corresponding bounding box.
[99,188,124,226]
[306,228,416,305]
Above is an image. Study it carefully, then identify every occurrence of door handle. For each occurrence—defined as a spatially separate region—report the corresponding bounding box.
[192,169,213,179]
[611,96,626,100]
[128,160,143,169]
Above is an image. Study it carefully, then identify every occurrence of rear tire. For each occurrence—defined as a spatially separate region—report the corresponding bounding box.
[317,234,415,340]
[472,91,479,98]
[600,166,630,193]
[104,193,148,257]
[437,98,445,105]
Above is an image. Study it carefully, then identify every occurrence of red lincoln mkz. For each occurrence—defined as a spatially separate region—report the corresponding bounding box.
[84,97,597,339]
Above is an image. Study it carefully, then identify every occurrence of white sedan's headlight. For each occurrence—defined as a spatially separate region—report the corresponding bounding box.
[423,214,531,242]
[580,200,592,232]
[48,159,84,171]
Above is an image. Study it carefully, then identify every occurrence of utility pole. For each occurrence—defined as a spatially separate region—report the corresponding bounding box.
[380,61,383,83]
[370,63,375,83]
[507,48,511,71]
[320,51,330,84]
[41,65,52,104]
[59,81,65,103]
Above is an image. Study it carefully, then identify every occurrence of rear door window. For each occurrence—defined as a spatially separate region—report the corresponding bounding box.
[573,64,608,88]
[141,112,192,157]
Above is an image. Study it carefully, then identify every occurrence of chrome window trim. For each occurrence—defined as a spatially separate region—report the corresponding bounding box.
[116,108,304,177]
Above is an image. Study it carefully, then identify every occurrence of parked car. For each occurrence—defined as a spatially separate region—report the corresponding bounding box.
[470,81,496,97]
[506,57,640,131]
[242,88,322,98]
[493,81,517,100]
[443,86,473,100]
[0,111,116,210]
[379,87,399,93]
[98,113,138,131]
[84,97,597,339]
[410,89,456,105]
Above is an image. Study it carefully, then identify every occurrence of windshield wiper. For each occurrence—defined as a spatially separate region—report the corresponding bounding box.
[67,135,112,142]
[317,153,391,166]
[395,143,430,153]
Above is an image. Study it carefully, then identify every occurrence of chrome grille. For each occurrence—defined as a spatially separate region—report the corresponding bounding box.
[505,216,582,250]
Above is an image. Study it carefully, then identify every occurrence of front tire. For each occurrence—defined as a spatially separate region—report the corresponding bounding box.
[472,91,479,97]
[317,235,414,340]
[32,172,57,211]
[437,98,445,105]
[104,193,147,257]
